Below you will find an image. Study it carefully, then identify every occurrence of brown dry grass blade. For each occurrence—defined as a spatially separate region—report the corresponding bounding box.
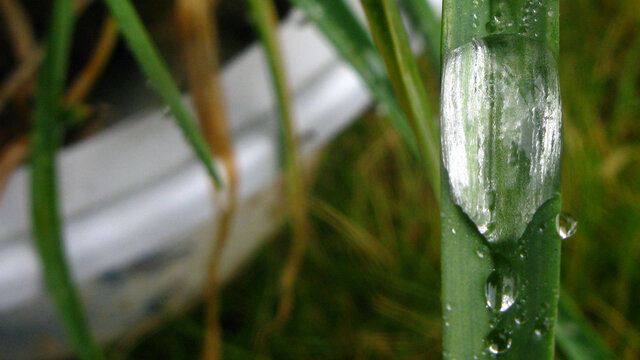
[175,0,238,358]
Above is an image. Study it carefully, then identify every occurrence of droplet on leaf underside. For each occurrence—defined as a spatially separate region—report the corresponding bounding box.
[556,212,578,239]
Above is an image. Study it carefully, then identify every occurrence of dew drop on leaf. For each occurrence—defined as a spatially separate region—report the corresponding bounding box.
[487,329,512,354]
[556,212,578,239]
[485,268,517,312]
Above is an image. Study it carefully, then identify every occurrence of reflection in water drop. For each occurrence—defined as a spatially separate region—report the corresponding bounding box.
[485,269,517,312]
[487,329,512,354]
[556,212,578,239]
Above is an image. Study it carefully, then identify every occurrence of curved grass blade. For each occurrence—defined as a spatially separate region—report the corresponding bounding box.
[30,0,103,358]
[440,0,561,358]
[101,0,222,188]
[247,0,311,327]
[556,294,616,360]
[287,0,418,159]
[173,1,238,359]
[360,0,440,199]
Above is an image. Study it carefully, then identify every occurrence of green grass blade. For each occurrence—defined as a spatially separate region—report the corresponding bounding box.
[30,0,103,359]
[101,0,222,187]
[440,0,561,359]
[360,0,440,199]
[400,0,441,72]
[287,0,418,158]
[247,0,311,325]
[556,294,616,360]
[247,0,297,158]
[442,0,559,56]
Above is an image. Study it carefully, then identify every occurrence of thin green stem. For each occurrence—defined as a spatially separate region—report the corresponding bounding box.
[31,0,103,359]
[288,0,419,160]
[360,0,440,201]
[101,0,222,187]
[400,0,441,73]
[248,0,311,325]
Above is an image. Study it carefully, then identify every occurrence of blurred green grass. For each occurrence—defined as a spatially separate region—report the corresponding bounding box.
[113,0,640,358]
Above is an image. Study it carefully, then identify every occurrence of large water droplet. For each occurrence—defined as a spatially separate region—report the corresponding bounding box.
[485,269,517,312]
[487,329,512,354]
[556,212,578,239]
[441,35,562,244]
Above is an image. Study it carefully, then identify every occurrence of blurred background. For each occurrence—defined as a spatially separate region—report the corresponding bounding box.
[0,0,638,359]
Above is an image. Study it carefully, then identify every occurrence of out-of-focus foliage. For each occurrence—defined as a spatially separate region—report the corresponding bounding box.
[31,1,104,359]
[112,0,639,358]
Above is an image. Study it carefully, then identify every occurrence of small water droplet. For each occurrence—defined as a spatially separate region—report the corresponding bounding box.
[487,329,512,354]
[514,317,523,325]
[451,228,457,234]
[477,249,486,258]
[534,316,552,337]
[446,304,452,311]
[556,212,578,239]
[445,321,450,328]
[485,268,517,312]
